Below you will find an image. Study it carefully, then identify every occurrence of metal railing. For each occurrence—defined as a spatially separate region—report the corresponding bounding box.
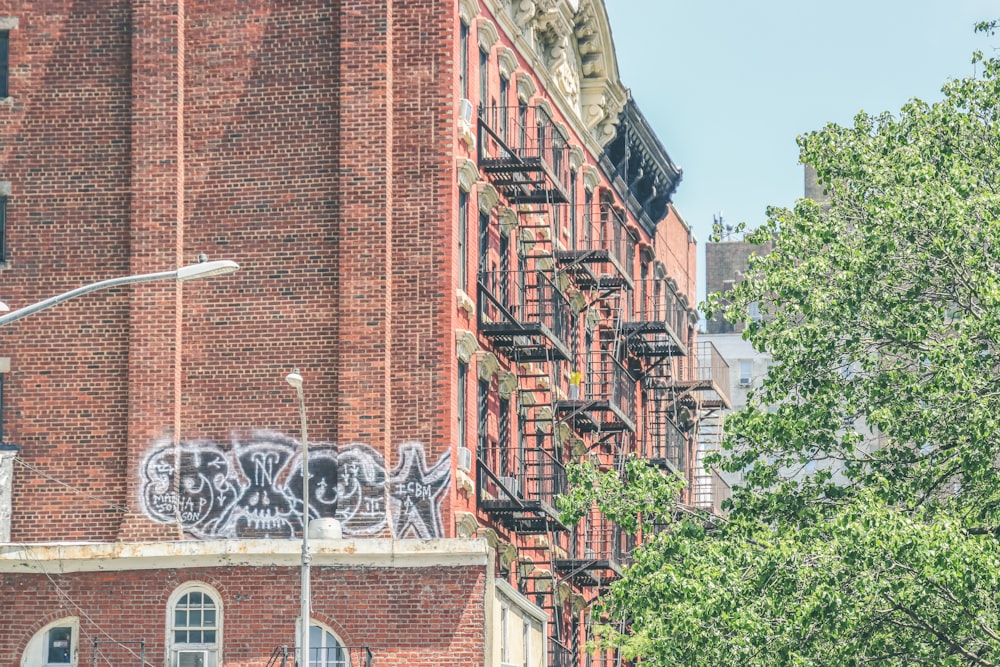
[268,645,373,667]
[581,351,636,424]
[479,444,567,509]
[631,278,688,340]
[559,204,635,277]
[479,269,573,350]
[694,467,731,515]
[478,104,572,189]
[565,505,626,564]
[693,340,731,408]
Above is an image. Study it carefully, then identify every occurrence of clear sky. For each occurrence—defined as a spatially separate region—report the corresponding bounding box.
[603,0,997,301]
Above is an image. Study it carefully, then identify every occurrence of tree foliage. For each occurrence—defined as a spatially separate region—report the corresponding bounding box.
[561,31,1000,666]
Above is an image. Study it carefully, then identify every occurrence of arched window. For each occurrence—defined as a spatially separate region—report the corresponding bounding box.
[167,584,222,667]
[21,617,78,667]
[306,623,347,667]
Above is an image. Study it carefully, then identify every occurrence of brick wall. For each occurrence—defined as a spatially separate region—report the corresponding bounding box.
[0,563,486,666]
[0,0,459,542]
[0,0,133,542]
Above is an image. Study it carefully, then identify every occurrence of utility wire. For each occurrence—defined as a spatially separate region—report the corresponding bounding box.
[13,456,128,513]
[23,545,156,667]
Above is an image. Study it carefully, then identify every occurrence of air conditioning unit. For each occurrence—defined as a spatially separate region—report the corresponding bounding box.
[177,650,209,667]
[738,380,752,388]
[457,446,473,473]
[499,476,520,499]
[459,98,474,124]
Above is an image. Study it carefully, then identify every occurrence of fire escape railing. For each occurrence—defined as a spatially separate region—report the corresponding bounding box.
[478,104,572,204]
[555,204,635,290]
[689,340,731,409]
[556,349,637,434]
[478,269,573,362]
[555,504,626,587]
[622,277,689,358]
[642,375,690,474]
[478,444,568,533]
[694,467,731,515]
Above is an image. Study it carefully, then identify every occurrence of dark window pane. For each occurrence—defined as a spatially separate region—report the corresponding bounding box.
[0,32,8,98]
[47,627,72,664]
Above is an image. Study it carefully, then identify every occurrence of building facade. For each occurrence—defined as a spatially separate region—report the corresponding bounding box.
[0,1,727,665]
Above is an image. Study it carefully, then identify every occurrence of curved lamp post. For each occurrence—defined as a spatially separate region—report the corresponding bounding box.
[0,259,240,328]
[285,369,311,667]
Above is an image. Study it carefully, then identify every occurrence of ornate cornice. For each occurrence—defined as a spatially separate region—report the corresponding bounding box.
[600,97,683,234]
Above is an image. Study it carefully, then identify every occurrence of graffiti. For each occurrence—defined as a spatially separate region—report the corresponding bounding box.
[140,431,451,540]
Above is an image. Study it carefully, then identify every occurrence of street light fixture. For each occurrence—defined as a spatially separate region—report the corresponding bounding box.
[285,369,311,667]
[0,259,240,328]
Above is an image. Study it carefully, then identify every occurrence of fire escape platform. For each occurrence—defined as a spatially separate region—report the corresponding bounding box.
[672,378,732,410]
[554,399,636,434]
[620,320,688,358]
[553,557,623,587]
[553,250,634,291]
[479,499,567,534]
[479,323,572,362]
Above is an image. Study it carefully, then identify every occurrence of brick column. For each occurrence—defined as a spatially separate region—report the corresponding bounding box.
[119,0,186,540]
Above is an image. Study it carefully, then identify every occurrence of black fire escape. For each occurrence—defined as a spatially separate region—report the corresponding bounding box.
[476,103,575,535]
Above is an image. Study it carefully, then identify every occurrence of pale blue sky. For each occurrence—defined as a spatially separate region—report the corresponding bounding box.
[604,0,997,299]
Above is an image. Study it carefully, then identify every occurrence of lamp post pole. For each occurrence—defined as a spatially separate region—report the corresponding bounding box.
[285,370,310,667]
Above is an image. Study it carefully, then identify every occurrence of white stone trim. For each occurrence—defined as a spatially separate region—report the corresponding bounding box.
[456,329,480,363]
[457,158,480,193]
[475,17,500,52]
[0,538,491,573]
[478,182,500,213]
[581,164,601,193]
[0,17,19,31]
[514,72,537,102]
[458,0,479,25]
[497,46,518,79]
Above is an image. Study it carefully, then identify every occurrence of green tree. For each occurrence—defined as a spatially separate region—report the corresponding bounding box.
[561,32,1000,666]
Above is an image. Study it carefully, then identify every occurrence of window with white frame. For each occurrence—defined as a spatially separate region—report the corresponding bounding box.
[307,623,348,667]
[21,616,78,667]
[738,360,753,387]
[168,584,221,667]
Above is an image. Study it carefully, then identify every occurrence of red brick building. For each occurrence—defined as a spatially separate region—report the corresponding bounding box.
[0,0,728,665]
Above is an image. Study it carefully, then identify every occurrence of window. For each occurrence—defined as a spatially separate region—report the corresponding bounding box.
[458,361,468,453]
[22,617,79,667]
[498,74,509,141]
[45,627,72,664]
[498,228,509,305]
[459,22,469,100]
[479,48,489,110]
[479,209,490,274]
[500,604,510,666]
[0,193,7,263]
[498,395,510,477]
[478,379,490,460]
[169,585,221,667]
[458,190,468,292]
[569,170,577,249]
[521,619,531,667]
[517,100,527,152]
[308,624,348,667]
[0,31,8,98]
[738,360,753,387]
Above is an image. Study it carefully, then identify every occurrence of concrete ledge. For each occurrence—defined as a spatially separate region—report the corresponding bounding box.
[0,537,491,574]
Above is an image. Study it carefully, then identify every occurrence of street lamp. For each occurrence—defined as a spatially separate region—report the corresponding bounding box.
[0,259,240,328]
[285,369,311,667]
